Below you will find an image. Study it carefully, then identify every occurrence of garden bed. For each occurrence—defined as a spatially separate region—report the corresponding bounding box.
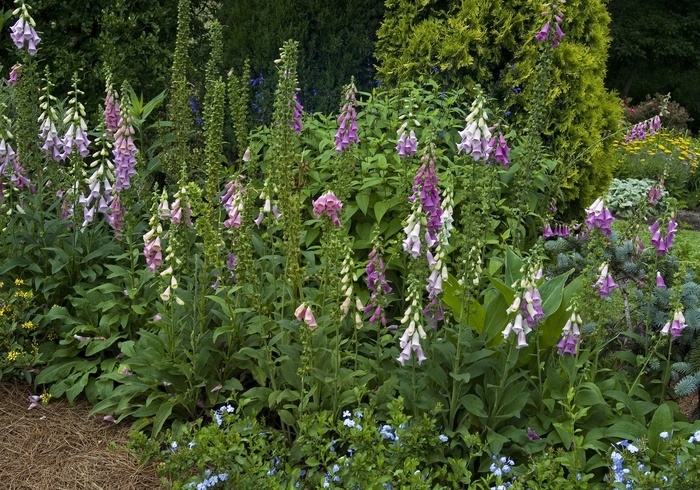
[0,382,162,490]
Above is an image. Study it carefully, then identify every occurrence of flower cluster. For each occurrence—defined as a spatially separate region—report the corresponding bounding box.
[397,286,427,365]
[78,178,113,228]
[254,188,281,227]
[595,262,618,298]
[395,123,417,158]
[624,116,662,144]
[143,207,165,273]
[38,78,64,162]
[503,272,545,349]
[584,198,615,235]
[10,2,41,56]
[62,79,91,159]
[293,94,303,134]
[557,310,582,356]
[312,191,343,227]
[661,310,686,338]
[335,82,359,153]
[103,82,121,135]
[542,223,570,238]
[411,156,443,247]
[171,187,193,227]
[294,303,317,330]
[649,218,677,255]
[221,177,245,229]
[186,470,229,490]
[489,455,515,478]
[535,0,565,47]
[457,93,491,162]
[489,134,511,169]
[112,99,138,191]
[402,208,422,259]
[213,403,235,427]
[364,246,391,326]
[0,140,31,195]
[648,185,662,204]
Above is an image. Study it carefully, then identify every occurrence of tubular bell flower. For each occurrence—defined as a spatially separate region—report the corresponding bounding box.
[112,99,138,191]
[364,247,391,326]
[294,303,317,330]
[411,155,443,247]
[293,94,303,134]
[335,82,359,153]
[656,272,666,288]
[10,2,41,56]
[536,0,565,47]
[61,77,91,159]
[502,313,530,349]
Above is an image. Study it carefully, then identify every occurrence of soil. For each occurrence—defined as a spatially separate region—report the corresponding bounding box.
[676,208,700,231]
[0,381,163,490]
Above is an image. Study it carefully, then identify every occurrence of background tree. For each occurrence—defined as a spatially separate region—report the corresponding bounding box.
[606,0,700,133]
[374,0,621,220]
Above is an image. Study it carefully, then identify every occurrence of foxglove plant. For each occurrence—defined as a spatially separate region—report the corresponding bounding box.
[535,0,565,48]
[143,191,167,274]
[457,91,491,162]
[293,94,303,134]
[10,1,41,56]
[171,186,193,227]
[339,252,357,321]
[624,116,661,144]
[103,77,121,136]
[503,267,546,349]
[294,303,318,330]
[335,81,359,153]
[542,223,570,238]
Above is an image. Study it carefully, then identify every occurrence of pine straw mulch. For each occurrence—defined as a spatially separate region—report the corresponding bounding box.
[0,381,163,490]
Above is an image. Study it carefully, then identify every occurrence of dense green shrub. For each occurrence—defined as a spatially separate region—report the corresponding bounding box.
[374,0,622,220]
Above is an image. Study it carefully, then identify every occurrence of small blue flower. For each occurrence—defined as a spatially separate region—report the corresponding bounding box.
[170,441,179,452]
[343,419,356,428]
[354,409,363,418]
[505,110,512,116]
[627,444,639,454]
[439,434,448,443]
[513,87,521,94]
[432,67,439,74]
[660,431,669,440]
[375,80,382,87]
[188,441,197,449]
[343,410,351,418]
[218,473,228,481]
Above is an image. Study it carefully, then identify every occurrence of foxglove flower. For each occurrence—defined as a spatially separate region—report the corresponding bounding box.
[649,218,677,255]
[411,156,443,247]
[536,0,565,47]
[312,191,343,227]
[396,124,418,158]
[502,313,530,349]
[397,311,427,365]
[535,22,550,43]
[656,272,666,288]
[171,187,193,227]
[294,303,318,330]
[402,214,421,258]
[8,64,21,85]
[648,185,662,204]
[113,103,138,191]
[221,178,245,229]
[595,262,618,298]
[584,198,615,235]
[106,195,125,238]
[103,81,121,136]
[335,82,359,153]
[10,4,41,56]
[520,287,545,328]
[61,80,91,159]
[489,134,510,169]
[557,311,582,356]
[661,310,686,339]
[364,247,391,326]
[457,93,492,162]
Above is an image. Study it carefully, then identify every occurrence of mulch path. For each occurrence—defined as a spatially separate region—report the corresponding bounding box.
[0,381,163,490]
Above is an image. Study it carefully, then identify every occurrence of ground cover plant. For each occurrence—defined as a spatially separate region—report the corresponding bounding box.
[4,0,700,488]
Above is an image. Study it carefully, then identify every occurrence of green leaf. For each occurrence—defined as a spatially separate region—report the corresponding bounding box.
[356,193,370,215]
[648,403,672,453]
[374,199,396,224]
[152,399,174,437]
